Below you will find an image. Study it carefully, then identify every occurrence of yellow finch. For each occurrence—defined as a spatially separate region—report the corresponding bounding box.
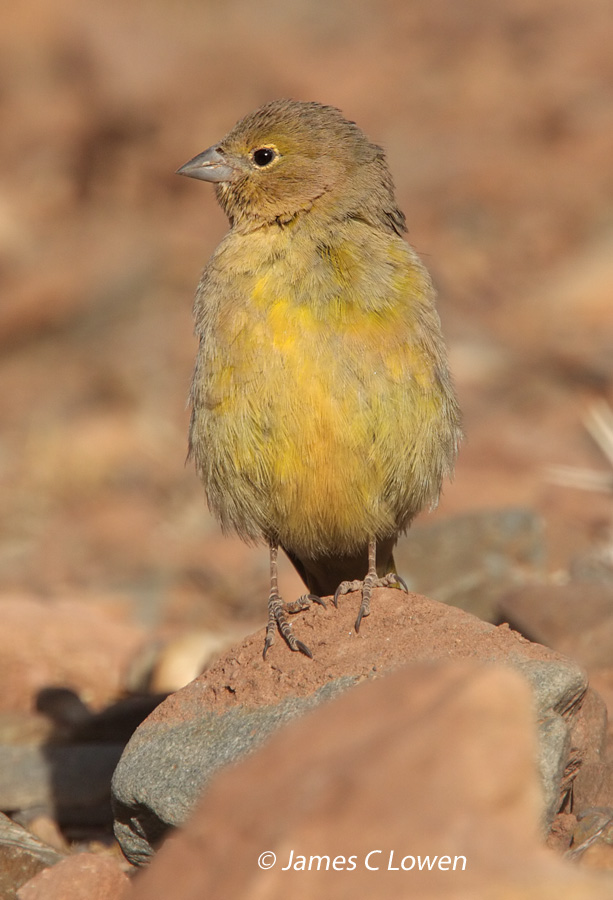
[178,100,461,658]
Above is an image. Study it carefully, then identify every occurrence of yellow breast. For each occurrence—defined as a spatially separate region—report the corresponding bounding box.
[190,222,456,557]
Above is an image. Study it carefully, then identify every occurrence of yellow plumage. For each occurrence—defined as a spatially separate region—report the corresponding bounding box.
[179,100,461,656]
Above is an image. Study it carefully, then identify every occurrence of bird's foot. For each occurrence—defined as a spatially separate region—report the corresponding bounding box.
[284,593,326,615]
[333,572,408,632]
[263,592,325,659]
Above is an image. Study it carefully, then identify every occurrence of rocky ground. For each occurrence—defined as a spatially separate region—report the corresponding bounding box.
[1,0,613,896]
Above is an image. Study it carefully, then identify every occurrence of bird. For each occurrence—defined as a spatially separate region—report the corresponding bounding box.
[177,99,461,659]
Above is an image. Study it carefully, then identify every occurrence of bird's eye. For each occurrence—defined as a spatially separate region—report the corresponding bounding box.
[252,147,277,167]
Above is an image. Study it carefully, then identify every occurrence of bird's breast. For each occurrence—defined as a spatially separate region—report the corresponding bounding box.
[192,227,450,553]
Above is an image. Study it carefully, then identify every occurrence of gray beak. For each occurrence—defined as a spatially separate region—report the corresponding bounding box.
[176,145,237,183]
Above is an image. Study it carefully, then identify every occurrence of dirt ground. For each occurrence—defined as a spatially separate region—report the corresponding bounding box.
[1,0,612,639]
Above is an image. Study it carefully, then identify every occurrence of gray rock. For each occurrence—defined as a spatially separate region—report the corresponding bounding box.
[538,715,572,826]
[512,659,587,719]
[512,659,589,827]
[395,507,546,621]
[570,544,613,586]
[112,679,354,866]
[0,813,62,900]
[112,608,589,865]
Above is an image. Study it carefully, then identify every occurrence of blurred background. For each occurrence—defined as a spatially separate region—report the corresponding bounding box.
[1,0,612,669]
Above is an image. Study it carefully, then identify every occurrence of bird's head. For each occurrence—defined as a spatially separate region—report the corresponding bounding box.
[177,99,405,234]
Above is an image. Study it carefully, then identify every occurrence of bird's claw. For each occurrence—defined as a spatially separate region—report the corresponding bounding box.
[333,572,409,632]
[284,593,326,613]
[263,591,321,658]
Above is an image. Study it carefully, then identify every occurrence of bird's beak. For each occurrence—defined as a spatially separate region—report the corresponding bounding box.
[176,145,237,183]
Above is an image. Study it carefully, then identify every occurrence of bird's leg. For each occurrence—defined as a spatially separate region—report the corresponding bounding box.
[263,544,323,659]
[333,536,409,632]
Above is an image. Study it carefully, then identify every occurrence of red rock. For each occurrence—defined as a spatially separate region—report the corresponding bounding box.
[499,583,613,670]
[0,596,144,712]
[588,668,613,754]
[0,813,61,899]
[113,588,596,865]
[547,813,576,853]
[571,688,608,763]
[131,662,610,900]
[16,853,131,900]
[571,688,610,814]
[569,812,613,870]
[573,762,613,812]
[138,590,579,717]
